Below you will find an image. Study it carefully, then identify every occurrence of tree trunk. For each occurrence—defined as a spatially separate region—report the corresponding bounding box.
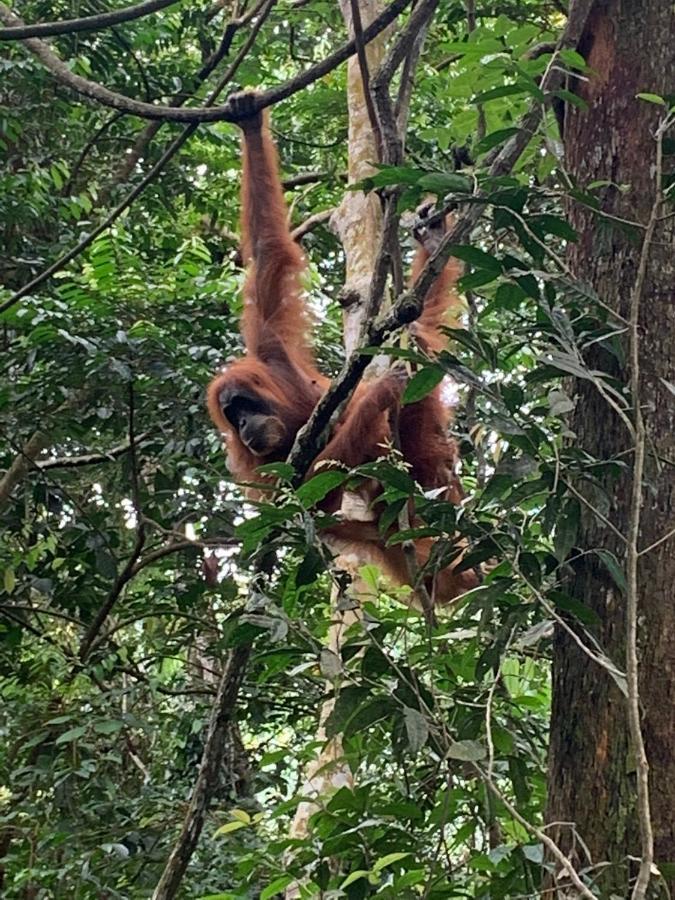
[546,1,675,896]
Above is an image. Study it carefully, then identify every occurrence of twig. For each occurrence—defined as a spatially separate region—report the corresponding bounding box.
[37,432,151,470]
[476,765,597,900]
[0,0,412,124]
[348,0,383,160]
[79,382,147,662]
[638,522,675,557]
[290,208,335,241]
[62,110,126,195]
[624,113,671,900]
[129,537,239,577]
[0,0,180,40]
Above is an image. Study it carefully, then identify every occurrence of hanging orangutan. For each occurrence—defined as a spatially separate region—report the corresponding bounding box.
[207,92,478,604]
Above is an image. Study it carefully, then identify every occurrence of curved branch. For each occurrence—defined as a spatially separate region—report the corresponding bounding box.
[0,0,180,40]
[0,0,411,123]
[290,207,334,241]
[0,0,276,315]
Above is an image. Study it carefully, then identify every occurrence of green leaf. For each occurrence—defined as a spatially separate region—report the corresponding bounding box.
[340,870,370,889]
[229,809,251,824]
[549,590,600,626]
[554,499,580,562]
[93,720,125,735]
[260,876,294,900]
[373,851,412,873]
[473,83,528,103]
[594,548,627,593]
[636,92,666,105]
[4,567,16,593]
[402,365,444,404]
[256,462,295,480]
[214,821,248,836]
[403,707,429,755]
[447,740,486,761]
[295,470,347,505]
[55,725,87,745]
[475,127,520,154]
[450,245,502,272]
[553,88,588,110]
[296,547,325,587]
[416,172,473,194]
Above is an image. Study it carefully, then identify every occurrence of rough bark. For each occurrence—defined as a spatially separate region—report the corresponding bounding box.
[332,0,387,356]
[546,1,675,896]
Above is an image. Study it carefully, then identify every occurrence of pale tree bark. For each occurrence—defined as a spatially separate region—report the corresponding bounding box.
[332,0,387,355]
[545,2,675,898]
[285,0,388,881]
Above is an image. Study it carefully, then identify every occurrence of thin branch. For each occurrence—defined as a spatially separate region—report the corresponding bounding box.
[348,0,383,160]
[151,643,251,900]
[0,0,180,40]
[0,430,49,512]
[290,208,335,241]
[129,537,239,577]
[282,170,336,189]
[37,432,151,470]
[62,110,126,195]
[624,114,670,900]
[476,765,597,900]
[0,0,412,124]
[394,11,431,140]
[79,382,146,662]
[638,521,675,557]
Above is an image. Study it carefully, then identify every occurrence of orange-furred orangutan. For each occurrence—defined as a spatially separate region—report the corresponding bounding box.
[207,92,478,605]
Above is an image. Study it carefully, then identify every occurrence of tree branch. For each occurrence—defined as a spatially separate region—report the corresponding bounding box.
[0,0,276,315]
[0,431,49,512]
[151,643,251,900]
[0,0,180,40]
[79,381,146,663]
[624,112,671,900]
[0,0,412,124]
[290,208,334,241]
[37,432,151,470]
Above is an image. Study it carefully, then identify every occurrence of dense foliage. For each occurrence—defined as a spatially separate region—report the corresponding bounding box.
[0,0,636,896]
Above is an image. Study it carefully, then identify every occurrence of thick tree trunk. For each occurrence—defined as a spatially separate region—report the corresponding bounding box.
[546,1,675,896]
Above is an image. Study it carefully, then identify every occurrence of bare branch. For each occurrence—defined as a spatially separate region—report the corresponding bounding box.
[0,431,49,512]
[151,644,251,899]
[624,113,671,900]
[290,208,335,241]
[37,432,151,470]
[0,0,412,124]
[79,381,146,663]
[0,0,180,40]
[477,765,597,900]
[348,0,383,159]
